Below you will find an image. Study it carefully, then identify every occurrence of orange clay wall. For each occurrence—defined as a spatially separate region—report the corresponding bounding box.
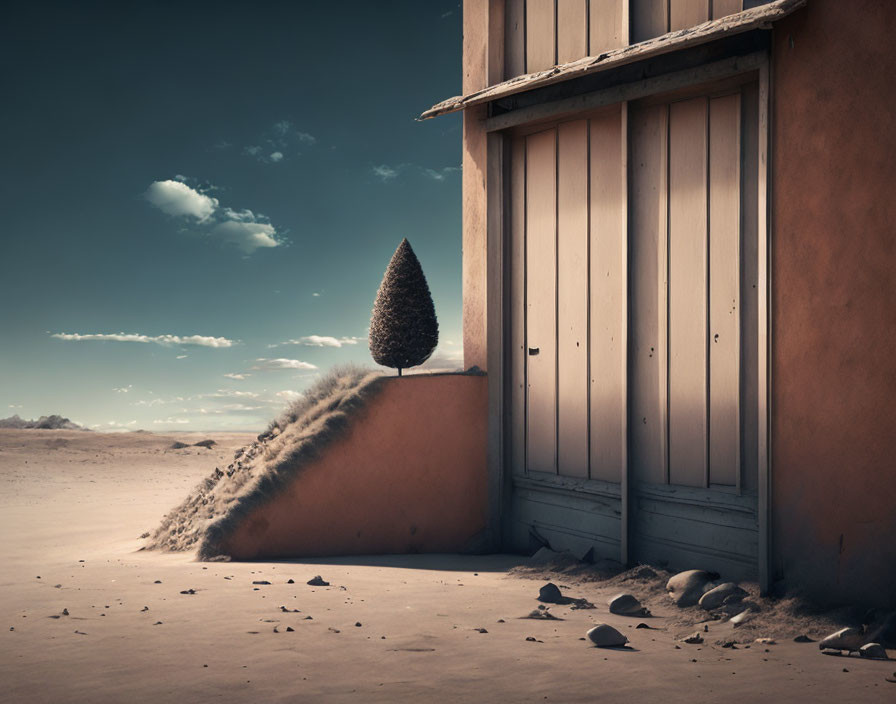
[222,374,488,560]
[771,0,896,608]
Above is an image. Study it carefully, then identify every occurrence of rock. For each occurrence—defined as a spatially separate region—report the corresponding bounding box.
[755,638,776,645]
[193,439,216,448]
[252,580,271,585]
[287,579,294,584]
[608,593,649,616]
[355,622,362,627]
[523,609,561,620]
[859,643,888,660]
[818,627,864,652]
[730,609,752,627]
[286,626,294,632]
[587,623,628,648]
[474,628,488,634]
[61,608,69,616]
[699,583,748,610]
[681,632,704,644]
[169,442,189,449]
[307,576,329,586]
[666,570,719,607]
[179,589,196,595]
[794,634,815,643]
[538,582,563,603]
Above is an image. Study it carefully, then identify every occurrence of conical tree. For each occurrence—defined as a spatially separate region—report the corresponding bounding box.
[369,238,438,376]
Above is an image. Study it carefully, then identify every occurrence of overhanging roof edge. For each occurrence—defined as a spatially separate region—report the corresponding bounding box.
[419,0,805,121]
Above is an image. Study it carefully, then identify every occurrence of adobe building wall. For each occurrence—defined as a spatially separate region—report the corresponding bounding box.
[222,375,488,560]
[771,0,896,608]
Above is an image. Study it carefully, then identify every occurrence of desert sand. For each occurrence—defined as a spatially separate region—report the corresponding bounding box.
[1,429,893,703]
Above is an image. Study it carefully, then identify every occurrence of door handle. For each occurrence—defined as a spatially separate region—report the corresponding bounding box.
[528,347,540,356]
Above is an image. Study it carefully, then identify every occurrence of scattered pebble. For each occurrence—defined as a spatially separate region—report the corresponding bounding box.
[538,583,563,604]
[328,627,340,633]
[287,579,295,584]
[252,581,271,585]
[286,626,294,632]
[525,636,542,643]
[180,589,196,595]
[355,622,362,627]
[62,608,69,616]
[307,576,329,587]
[755,638,776,645]
[523,609,561,620]
[474,628,488,634]
[608,593,649,617]
[681,632,704,645]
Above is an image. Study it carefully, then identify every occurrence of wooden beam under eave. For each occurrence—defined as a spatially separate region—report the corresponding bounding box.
[419,0,805,120]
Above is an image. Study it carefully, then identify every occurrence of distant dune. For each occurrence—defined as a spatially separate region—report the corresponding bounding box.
[0,414,86,430]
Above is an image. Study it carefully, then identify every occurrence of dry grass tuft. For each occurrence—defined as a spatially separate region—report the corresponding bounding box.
[147,365,385,559]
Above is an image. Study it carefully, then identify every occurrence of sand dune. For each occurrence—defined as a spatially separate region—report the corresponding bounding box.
[1,429,893,703]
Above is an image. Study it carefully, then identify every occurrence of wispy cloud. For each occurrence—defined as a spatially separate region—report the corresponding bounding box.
[269,151,284,162]
[372,164,401,182]
[223,372,250,380]
[51,332,236,348]
[423,166,462,181]
[153,417,190,425]
[372,163,461,183]
[145,178,283,253]
[244,120,317,163]
[251,358,318,371]
[276,390,303,401]
[113,385,133,393]
[271,335,362,349]
[91,420,138,429]
[176,354,188,359]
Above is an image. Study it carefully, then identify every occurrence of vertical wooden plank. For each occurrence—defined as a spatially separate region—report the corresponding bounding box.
[526,0,557,72]
[628,103,668,486]
[510,137,527,477]
[631,0,667,43]
[526,129,558,474]
[505,0,526,79]
[487,131,506,550]
[712,0,742,19]
[619,101,629,566]
[709,93,741,486]
[757,62,770,594]
[590,106,626,484]
[740,82,759,493]
[488,0,505,86]
[669,0,710,30]
[668,96,708,488]
[589,0,627,54]
[557,120,589,478]
[557,0,588,64]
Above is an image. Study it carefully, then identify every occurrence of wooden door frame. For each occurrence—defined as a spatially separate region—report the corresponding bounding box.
[485,53,772,593]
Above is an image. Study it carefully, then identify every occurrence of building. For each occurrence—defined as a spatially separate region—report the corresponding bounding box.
[421,0,895,608]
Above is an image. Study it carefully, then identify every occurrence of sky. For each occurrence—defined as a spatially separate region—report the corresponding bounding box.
[0,1,464,431]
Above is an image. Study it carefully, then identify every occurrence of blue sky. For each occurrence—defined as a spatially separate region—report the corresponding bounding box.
[0,1,463,431]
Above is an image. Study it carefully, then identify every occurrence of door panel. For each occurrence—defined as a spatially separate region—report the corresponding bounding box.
[557,120,590,478]
[526,129,558,474]
[668,97,709,488]
[590,107,627,483]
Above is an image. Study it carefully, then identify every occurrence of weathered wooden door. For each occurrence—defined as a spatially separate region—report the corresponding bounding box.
[507,81,762,580]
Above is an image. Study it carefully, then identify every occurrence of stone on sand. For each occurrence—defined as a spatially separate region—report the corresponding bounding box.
[538,582,563,604]
[666,570,719,607]
[859,643,888,660]
[729,609,752,627]
[698,582,747,610]
[307,576,329,586]
[818,627,864,652]
[681,632,704,644]
[608,593,648,616]
[586,623,628,648]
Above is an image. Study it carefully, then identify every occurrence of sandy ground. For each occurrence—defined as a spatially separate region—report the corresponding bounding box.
[1,430,893,703]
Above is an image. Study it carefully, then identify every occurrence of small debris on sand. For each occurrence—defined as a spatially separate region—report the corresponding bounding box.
[153,580,162,584]
[61,608,69,616]
[169,442,189,450]
[525,636,542,643]
[474,627,488,633]
[179,589,196,595]
[252,580,271,585]
[193,440,216,449]
[286,626,294,632]
[586,624,628,648]
[355,622,362,627]
[681,632,704,644]
[280,606,300,613]
[328,627,340,633]
[287,579,295,584]
[755,638,776,645]
[307,576,329,587]
[140,606,149,612]
[522,609,561,620]
[794,634,815,643]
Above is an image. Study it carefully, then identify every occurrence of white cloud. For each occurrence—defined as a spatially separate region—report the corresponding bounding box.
[272,120,291,136]
[296,131,316,145]
[420,346,465,371]
[8,404,22,409]
[312,292,321,297]
[212,220,280,253]
[133,398,165,407]
[91,420,138,429]
[153,417,190,425]
[372,164,400,182]
[273,335,362,348]
[223,372,250,380]
[145,180,218,222]
[276,390,303,401]
[113,385,133,393]
[51,332,235,348]
[245,145,262,156]
[176,354,188,359]
[252,358,318,371]
[269,151,283,162]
